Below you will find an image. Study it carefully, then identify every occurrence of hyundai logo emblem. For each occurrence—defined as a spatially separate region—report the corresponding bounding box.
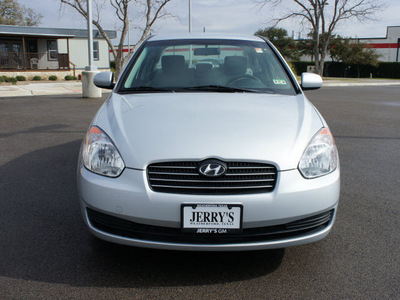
[198,160,227,177]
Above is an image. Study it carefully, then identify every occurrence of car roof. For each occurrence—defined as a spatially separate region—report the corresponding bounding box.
[148,33,264,42]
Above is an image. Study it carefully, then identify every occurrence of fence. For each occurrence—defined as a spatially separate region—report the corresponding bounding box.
[0,52,69,70]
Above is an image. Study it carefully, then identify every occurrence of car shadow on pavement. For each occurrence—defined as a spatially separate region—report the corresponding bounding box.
[0,140,285,288]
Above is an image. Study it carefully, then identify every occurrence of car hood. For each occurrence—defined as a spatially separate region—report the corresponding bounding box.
[95,92,324,171]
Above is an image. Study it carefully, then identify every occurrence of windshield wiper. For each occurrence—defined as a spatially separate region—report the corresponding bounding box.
[121,86,174,93]
[121,85,275,94]
[176,85,274,94]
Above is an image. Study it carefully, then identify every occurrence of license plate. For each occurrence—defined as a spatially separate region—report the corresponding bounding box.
[181,204,243,234]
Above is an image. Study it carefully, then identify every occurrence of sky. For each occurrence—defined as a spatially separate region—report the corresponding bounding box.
[17,0,400,43]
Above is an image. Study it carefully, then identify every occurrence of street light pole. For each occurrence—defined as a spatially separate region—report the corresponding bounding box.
[82,0,101,98]
[189,0,192,33]
[86,0,96,71]
[128,19,130,57]
[188,0,193,66]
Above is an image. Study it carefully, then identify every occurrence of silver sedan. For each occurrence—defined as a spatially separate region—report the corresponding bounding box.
[77,34,340,251]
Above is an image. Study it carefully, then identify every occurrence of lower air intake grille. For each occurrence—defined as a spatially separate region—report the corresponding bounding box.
[147,161,278,195]
[87,208,334,245]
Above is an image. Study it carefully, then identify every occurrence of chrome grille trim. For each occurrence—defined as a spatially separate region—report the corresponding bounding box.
[225,172,275,176]
[151,178,275,183]
[148,171,200,176]
[151,184,274,190]
[147,160,278,195]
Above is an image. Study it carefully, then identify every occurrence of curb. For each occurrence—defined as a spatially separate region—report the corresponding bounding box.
[323,81,400,87]
[0,82,111,97]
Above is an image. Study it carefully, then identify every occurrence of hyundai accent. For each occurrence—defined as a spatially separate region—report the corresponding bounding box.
[77,33,340,251]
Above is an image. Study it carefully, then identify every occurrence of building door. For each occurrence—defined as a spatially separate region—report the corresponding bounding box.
[26,39,39,68]
[12,42,23,69]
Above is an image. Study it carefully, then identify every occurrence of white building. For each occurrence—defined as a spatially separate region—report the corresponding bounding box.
[356,26,400,62]
[298,26,400,63]
[109,45,135,62]
[0,25,116,77]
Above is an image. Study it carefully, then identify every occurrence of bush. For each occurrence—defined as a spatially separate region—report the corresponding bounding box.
[32,76,42,81]
[65,75,78,80]
[292,61,400,78]
[16,75,26,81]
[110,61,115,69]
[5,77,17,83]
[376,62,400,79]
[49,75,57,81]
[0,76,6,82]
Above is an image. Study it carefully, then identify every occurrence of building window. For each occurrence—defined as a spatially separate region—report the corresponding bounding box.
[93,41,99,61]
[0,42,9,66]
[47,40,58,60]
[0,42,9,53]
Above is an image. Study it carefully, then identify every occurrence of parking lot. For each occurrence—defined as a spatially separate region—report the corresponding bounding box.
[0,86,399,299]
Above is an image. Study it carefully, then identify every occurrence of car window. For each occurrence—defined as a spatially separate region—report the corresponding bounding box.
[120,39,296,95]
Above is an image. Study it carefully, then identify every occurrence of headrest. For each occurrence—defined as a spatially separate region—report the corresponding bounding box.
[162,55,185,74]
[196,63,213,73]
[224,56,247,76]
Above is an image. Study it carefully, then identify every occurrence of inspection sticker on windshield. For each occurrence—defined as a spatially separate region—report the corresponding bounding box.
[181,204,243,234]
[255,47,263,53]
[273,79,287,85]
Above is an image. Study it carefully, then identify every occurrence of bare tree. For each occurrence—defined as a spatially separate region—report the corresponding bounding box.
[60,0,172,78]
[255,0,385,75]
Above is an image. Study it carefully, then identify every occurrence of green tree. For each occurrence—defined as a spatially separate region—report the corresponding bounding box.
[329,37,380,77]
[296,31,321,61]
[255,0,384,76]
[0,0,42,26]
[255,27,300,60]
[297,32,335,61]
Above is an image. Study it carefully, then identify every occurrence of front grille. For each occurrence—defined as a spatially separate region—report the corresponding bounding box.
[147,161,277,195]
[87,208,334,245]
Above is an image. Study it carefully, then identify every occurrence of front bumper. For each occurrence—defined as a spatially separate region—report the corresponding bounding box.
[78,165,340,251]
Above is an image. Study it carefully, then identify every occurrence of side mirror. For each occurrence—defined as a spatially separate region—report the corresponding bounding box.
[94,71,115,89]
[301,72,322,90]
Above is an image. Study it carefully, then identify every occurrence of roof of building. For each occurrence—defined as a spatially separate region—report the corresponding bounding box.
[356,25,400,41]
[0,25,116,39]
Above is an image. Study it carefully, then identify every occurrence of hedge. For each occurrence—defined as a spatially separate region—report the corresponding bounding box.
[16,75,26,81]
[291,61,400,79]
[65,75,78,80]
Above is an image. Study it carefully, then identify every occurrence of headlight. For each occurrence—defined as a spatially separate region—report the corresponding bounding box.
[82,126,125,177]
[298,128,338,179]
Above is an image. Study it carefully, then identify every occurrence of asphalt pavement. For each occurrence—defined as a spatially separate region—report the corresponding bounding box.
[0,86,399,299]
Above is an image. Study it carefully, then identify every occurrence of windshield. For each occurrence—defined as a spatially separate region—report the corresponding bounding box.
[118,38,296,95]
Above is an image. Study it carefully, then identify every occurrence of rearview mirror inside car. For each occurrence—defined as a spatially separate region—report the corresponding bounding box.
[194,48,220,56]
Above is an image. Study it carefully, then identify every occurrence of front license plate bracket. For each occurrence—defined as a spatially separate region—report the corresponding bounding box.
[181,204,243,234]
